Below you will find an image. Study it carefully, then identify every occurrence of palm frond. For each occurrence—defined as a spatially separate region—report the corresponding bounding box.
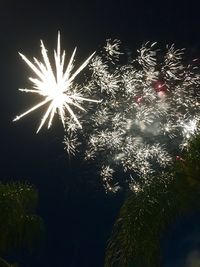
[105,129,200,267]
[0,181,44,254]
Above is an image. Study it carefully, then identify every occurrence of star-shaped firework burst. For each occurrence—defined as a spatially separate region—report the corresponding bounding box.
[14,32,99,132]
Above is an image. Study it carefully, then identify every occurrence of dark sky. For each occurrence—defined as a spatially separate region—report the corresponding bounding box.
[1,1,200,266]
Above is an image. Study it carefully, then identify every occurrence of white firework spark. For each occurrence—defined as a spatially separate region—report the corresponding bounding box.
[14,32,99,132]
[104,39,123,62]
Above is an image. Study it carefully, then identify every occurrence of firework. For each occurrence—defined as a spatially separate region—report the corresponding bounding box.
[14,33,99,132]
[64,40,200,192]
[13,35,200,193]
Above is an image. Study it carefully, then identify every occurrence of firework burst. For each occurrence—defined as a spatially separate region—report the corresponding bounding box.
[64,40,200,193]
[14,33,99,132]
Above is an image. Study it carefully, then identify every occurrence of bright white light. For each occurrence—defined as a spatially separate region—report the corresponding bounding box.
[183,119,198,139]
[13,32,99,132]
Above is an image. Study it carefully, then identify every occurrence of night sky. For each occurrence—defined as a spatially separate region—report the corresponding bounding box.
[1,1,200,266]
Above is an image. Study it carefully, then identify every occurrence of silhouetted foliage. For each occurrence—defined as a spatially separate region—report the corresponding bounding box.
[105,129,200,267]
[0,182,44,266]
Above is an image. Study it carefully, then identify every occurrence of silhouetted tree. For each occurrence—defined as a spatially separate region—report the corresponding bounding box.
[0,182,44,266]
